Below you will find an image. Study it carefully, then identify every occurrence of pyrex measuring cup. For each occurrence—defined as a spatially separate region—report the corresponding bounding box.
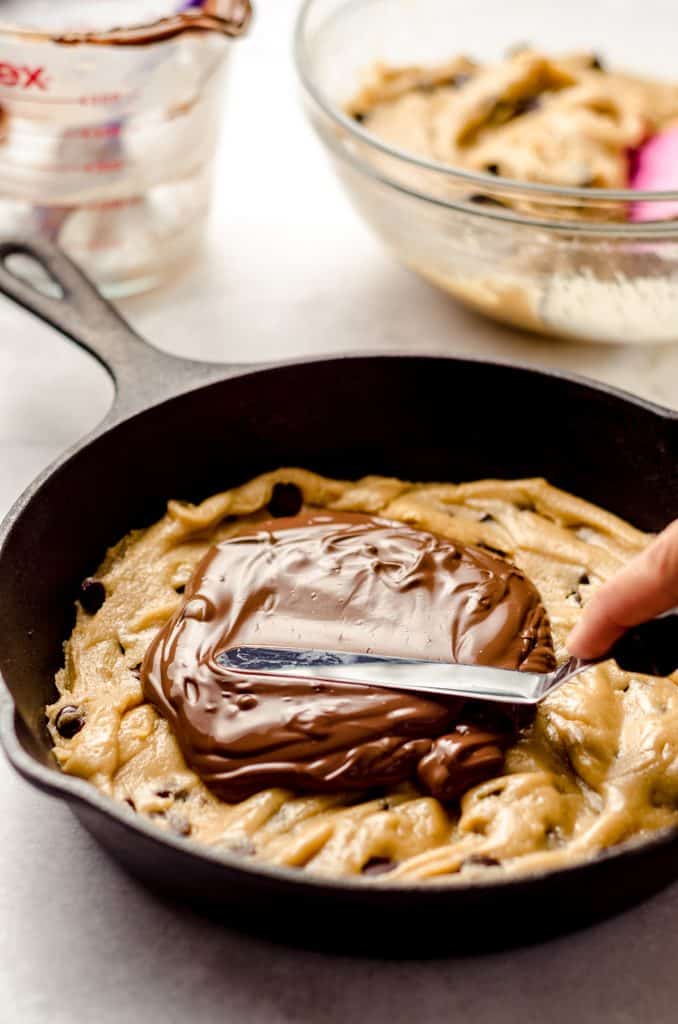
[0,1,251,294]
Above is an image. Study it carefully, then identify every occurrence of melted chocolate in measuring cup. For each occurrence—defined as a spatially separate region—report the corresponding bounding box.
[0,1,251,41]
[142,512,555,803]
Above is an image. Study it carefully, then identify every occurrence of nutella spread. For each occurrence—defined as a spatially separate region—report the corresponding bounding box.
[142,512,554,801]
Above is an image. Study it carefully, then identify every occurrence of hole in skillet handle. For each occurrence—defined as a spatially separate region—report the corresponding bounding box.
[0,234,144,379]
[0,237,73,308]
[4,251,64,299]
[0,236,91,342]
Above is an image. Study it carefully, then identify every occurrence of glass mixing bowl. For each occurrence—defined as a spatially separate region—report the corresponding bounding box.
[294,0,678,344]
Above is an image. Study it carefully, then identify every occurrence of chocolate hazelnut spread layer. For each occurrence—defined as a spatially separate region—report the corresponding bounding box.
[141,512,554,801]
[48,470,675,882]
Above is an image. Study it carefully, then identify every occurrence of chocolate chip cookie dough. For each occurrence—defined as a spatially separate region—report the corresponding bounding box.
[349,49,678,189]
[47,469,678,881]
[346,50,678,340]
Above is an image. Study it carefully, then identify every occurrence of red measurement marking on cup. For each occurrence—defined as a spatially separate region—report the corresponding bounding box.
[78,93,124,106]
[65,124,122,139]
[0,62,48,90]
[39,160,126,174]
[84,159,125,173]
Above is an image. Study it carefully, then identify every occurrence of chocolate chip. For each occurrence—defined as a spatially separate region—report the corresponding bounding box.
[489,95,540,128]
[480,513,495,523]
[579,573,590,585]
[174,584,186,594]
[79,577,105,614]
[516,95,541,115]
[463,854,500,868]
[353,112,365,123]
[268,482,303,519]
[590,54,605,71]
[156,780,190,800]
[468,194,506,207]
[124,797,136,810]
[55,705,85,739]
[488,100,515,126]
[478,542,506,556]
[362,857,397,876]
[484,163,500,176]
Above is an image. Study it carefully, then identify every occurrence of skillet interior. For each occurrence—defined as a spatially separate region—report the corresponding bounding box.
[1,354,677,953]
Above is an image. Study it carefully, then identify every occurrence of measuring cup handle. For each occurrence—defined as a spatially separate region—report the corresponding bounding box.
[0,234,226,419]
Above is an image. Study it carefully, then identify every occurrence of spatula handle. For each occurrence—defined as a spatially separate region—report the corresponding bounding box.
[611,609,678,677]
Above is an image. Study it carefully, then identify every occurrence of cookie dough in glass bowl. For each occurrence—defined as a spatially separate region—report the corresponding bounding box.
[294,0,678,344]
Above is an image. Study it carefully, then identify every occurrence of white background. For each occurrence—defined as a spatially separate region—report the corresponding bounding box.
[1,2,677,1020]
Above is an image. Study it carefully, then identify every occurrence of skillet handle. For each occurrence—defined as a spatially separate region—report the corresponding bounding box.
[0,234,225,417]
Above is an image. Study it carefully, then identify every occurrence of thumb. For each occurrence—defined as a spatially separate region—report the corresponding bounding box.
[567,519,678,660]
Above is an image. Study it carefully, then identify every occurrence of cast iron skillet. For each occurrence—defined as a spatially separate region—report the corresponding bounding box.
[0,235,676,956]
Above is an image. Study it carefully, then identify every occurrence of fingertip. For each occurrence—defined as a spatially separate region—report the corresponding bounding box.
[566,621,596,660]
[567,613,626,660]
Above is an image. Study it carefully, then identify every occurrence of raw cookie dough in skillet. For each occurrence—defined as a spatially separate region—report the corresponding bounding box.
[48,470,678,882]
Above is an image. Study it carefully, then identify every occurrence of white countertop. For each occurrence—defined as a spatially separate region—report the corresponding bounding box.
[1,3,678,1021]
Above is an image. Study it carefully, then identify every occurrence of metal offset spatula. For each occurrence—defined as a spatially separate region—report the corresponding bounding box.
[219,609,678,706]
